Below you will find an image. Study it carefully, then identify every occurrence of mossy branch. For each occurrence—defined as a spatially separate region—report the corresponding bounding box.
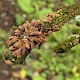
[4,2,80,63]
[53,34,80,53]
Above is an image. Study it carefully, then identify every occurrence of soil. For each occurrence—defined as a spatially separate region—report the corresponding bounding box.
[0,0,21,80]
[0,0,20,32]
[0,60,12,80]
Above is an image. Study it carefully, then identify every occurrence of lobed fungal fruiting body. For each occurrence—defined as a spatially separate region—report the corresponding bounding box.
[5,2,80,63]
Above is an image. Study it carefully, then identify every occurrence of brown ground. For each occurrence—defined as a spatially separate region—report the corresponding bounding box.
[0,0,20,80]
[0,0,20,32]
[0,60,12,80]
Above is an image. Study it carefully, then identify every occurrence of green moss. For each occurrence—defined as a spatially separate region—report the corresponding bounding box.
[72,28,80,34]
[53,35,80,53]
[51,2,80,26]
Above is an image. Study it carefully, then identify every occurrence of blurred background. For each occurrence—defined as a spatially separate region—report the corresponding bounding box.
[0,0,80,80]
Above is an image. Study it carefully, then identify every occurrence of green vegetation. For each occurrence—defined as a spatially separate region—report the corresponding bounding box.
[0,29,9,58]
[0,0,80,80]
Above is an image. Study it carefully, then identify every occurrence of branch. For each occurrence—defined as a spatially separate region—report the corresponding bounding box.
[53,34,80,53]
[4,2,80,63]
